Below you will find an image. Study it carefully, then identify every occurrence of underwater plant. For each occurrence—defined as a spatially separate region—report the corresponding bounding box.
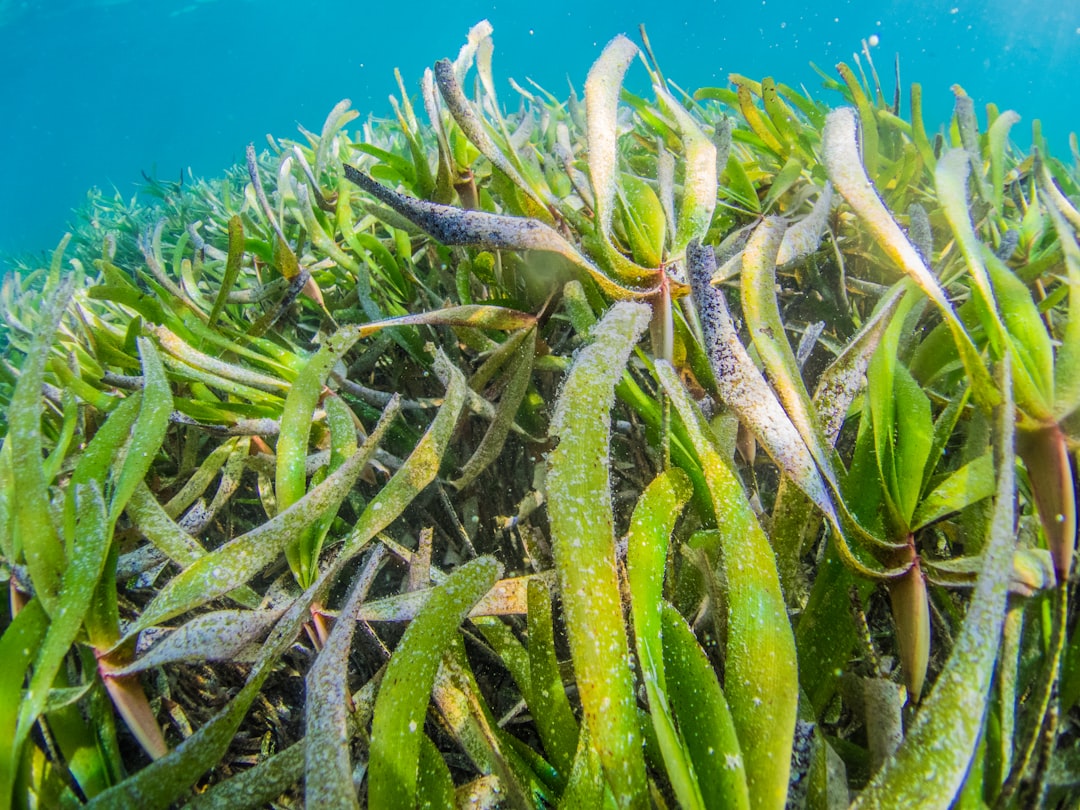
[2,19,1079,808]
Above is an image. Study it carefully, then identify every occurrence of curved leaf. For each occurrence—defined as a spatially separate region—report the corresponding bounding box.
[132,396,400,632]
[823,108,998,410]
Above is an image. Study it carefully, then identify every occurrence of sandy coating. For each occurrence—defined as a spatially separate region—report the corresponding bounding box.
[812,285,905,445]
[344,165,655,300]
[120,608,285,674]
[433,57,544,209]
[687,240,834,514]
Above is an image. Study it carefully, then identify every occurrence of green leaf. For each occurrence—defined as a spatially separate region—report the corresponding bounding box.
[185,742,305,810]
[690,240,902,577]
[653,84,716,255]
[0,445,11,563]
[559,728,609,810]
[433,639,556,806]
[921,386,971,503]
[278,325,458,583]
[85,553,339,808]
[937,150,1045,411]
[9,273,75,613]
[15,483,109,782]
[796,545,868,715]
[526,579,580,779]
[983,247,1055,418]
[42,390,77,485]
[207,215,244,328]
[626,469,703,810]
[619,173,667,267]
[911,452,996,531]
[416,734,456,809]
[451,328,536,490]
[368,556,502,810]
[163,438,237,518]
[473,616,532,705]
[734,81,786,158]
[741,218,833,478]
[763,156,804,212]
[891,363,934,525]
[305,557,386,810]
[986,111,1020,215]
[657,361,797,810]
[0,600,49,806]
[132,397,400,632]
[771,281,907,601]
[853,358,1017,809]
[688,240,831,521]
[722,152,762,214]
[356,304,537,338]
[277,323,369,584]
[153,325,290,395]
[661,604,750,810]
[339,352,469,561]
[823,108,999,411]
[126,482,258,610]
[109,338,173,527]
[547,301,652,807]
[64,393,141,536]
[836,63,879,177]
[357,140,418,185]
[813,281,906,445]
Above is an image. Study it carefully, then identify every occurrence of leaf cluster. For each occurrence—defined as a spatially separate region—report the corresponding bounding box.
[2,21,1080,810]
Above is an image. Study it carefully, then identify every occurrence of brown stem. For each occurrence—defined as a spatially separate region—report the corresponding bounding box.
[886,537,930,702]
[1017,422,1076,581]
[98,651,169,761]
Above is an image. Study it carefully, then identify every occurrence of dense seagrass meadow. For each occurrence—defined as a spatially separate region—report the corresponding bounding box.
[3,20,1080,809]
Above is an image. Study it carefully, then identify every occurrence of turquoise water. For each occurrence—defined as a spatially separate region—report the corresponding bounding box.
[1,0,1077,262]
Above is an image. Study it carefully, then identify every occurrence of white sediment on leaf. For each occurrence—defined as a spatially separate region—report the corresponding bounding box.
[585,35,639,240]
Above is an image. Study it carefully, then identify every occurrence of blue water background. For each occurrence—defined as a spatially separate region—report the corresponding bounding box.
[1,0,1077,263]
